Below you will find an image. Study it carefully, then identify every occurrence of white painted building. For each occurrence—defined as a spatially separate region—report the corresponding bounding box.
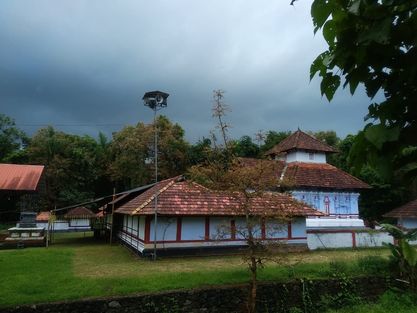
[114,176,323,255]
[264,130,370,229]
[36,207,95,232]
[384,198,417,229]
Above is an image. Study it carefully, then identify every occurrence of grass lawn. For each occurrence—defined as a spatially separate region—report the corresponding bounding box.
[0,232,391,307]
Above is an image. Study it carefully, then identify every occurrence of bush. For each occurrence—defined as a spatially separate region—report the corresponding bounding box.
[356,256,389,275]
[328,260,349,276]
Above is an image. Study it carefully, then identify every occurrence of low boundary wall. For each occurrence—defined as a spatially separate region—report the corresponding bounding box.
[307,229,394,250]
[5,276,392,313]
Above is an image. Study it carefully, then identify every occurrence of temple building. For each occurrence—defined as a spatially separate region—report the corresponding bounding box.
[264,129,370,229]
[383,199,417,229]
[112,176,322,255]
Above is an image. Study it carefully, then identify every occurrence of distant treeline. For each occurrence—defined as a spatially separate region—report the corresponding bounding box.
[0,113,412,222]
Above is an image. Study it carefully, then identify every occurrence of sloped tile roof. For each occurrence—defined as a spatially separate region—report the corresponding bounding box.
[239,158,369,190]
[0,163,44,191]
[36,211,51,222]
[283,162,370,190]
[116,176,323,217]
[383,199,417,218]
[64,206,96,219]
[265,130,336,156]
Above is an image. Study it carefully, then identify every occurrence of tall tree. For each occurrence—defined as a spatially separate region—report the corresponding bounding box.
[109,116,189,190]
[27,127,100,209]
[232,135,260,158]
[0,113,29,162]
[309,0,417,186]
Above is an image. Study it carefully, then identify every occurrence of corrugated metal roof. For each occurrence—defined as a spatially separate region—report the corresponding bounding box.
[0,163,44,191]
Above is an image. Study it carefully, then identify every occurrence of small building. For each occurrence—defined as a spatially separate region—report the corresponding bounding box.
[36,207,96,232]
[264,129,370,229]
[114,176,323,255]
[0,163,45,220]
[383,199,417,229]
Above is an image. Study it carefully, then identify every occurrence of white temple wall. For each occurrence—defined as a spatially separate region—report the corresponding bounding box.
[210,217,232,240]
[138,216,145,240]
[149,217,177,241]
[265,219,288,238]
[399,218,417,229]
[291,218,307,238]
[286,151,326,164]
[292,190,359,216]
[181,217,205,240]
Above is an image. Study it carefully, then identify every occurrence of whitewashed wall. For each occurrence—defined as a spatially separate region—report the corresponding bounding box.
[181,217,205,240]
[286,151,327,164]
[149,217,177,241]
[399,218,417,229]
[292,218,307,238]
[308,230,394,250]
[292,191,359,215]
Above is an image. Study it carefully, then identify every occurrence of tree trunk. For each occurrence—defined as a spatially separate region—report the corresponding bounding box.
[247,254,258,313]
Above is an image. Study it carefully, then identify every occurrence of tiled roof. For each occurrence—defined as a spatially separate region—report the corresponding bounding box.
[283,162,370,190]
[36,211,50,222]
[238,158,369,190]
[384,199,417,218]
[265,130,336,156]
[64,206,96,219]
[116,176,323,217]
[0,163,44,191]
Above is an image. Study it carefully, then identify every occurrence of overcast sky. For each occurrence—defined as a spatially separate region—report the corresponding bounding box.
[0,1,372,143]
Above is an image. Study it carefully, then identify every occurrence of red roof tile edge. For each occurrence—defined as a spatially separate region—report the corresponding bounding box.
[116,177,324,217]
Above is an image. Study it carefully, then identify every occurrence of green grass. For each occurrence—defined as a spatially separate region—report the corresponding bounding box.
[326,292,417,313]
[0,232,392,307]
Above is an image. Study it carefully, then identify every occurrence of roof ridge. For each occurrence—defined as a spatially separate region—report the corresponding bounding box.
[131,179,177,214]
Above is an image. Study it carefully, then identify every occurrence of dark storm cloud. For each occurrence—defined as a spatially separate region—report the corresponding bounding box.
[0,1,372,142]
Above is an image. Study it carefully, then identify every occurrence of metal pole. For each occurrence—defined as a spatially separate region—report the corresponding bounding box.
[153,107,158,261]
[109,187,115,245]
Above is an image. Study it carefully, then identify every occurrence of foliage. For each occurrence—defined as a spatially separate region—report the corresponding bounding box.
[27,126,105,209]
[189,90,306,313]
[381,223,417,289]
[0,114,28,162]
[108,115,189,190]
[326,291,417,313]
[310,0,417,186]
[259,130,291,155]
[231,135,260,158]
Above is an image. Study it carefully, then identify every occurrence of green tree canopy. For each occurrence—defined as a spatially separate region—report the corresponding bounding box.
[109,115,189,189]
[310,0,417,187]
[0,114,28,162]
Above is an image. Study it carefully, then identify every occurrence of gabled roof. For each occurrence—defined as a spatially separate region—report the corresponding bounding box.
[0,164,44,191]
[383,199,417,218]
[64,207,96,219]
[238,158,369,190]
[265,130,337,156]
[36,211,51,222]
[116,176,323,217]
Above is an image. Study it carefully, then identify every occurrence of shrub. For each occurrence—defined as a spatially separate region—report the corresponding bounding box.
[356,256,389,276]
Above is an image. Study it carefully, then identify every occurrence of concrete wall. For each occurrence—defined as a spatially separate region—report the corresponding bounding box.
[117,215,307,253]
[286,151,327,163]
[399,217,417,229]
[307,230,394,250]
[292,190,360,216]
